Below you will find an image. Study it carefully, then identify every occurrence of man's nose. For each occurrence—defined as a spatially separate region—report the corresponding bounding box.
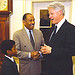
[32,21,35,24]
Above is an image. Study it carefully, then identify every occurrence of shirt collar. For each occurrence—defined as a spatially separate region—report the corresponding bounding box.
[55,17,65,33]
[24,26,33,33]
[5,55,14,62]
[24,26,34,40]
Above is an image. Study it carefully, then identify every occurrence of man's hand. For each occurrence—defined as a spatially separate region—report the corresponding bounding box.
[40,44,52,54]
[31,51,40,60]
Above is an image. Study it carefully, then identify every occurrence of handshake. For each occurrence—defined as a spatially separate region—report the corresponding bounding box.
[31,51,40,60]
[31,44,52,60]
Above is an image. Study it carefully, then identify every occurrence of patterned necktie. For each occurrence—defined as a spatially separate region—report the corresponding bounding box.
[29,30,35,49]
[49,26,57,41]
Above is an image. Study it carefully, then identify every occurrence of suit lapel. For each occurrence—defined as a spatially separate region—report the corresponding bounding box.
[33,29,37,50]
[22,28,34,51]
[49,20,67,44]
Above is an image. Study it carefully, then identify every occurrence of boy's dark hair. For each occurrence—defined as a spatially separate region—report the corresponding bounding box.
[0,40,15,55]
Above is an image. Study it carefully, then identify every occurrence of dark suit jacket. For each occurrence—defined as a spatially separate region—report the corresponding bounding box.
[44,20,75,75]
[1,56,20,75]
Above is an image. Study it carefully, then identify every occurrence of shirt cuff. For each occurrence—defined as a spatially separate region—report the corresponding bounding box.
[29,52,31,58]
[39,51,43,58]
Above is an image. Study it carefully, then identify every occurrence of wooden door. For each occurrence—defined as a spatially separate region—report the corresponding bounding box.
[0,15,9,74]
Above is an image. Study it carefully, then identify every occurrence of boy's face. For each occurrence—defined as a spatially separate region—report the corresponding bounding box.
[7,44,17,57]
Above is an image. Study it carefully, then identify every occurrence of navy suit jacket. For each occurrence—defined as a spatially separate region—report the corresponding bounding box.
[44,20,75,75]
[1,56,20,75]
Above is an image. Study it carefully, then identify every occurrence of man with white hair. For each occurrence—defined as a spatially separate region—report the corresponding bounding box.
[41,2,75,75]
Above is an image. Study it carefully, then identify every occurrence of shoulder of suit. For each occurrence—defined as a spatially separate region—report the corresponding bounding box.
[3,57,12,64]
[33,29,42,33]
[33,29,41,32]
[13,28,24,34]
[64,20,75,33]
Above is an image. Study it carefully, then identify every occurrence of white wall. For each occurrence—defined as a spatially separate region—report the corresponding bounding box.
[71,0,75,25]
[9,0,25,39]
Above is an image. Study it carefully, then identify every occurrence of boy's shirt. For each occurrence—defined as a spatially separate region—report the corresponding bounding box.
[5,55,14,62]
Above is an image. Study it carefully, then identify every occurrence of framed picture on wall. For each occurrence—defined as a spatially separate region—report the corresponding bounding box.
[40,10,50,27]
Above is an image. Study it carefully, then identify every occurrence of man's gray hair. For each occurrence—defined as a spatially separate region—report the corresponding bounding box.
[48,2,65,16]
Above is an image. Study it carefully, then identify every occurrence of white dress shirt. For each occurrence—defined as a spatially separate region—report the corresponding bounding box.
[24,26,35,41]
[24,27,34,58]
[55,17,65,33]
[49,17,65,41]
[5,55,14,62]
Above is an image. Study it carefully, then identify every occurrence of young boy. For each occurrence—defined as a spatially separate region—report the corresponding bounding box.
[0,40,20,75]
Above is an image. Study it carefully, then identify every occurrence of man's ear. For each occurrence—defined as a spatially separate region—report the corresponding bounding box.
[23,20,25,23]
[59,10,62,15]
[23,20,26,25]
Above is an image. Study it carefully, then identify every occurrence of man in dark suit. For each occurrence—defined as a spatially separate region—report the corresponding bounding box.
[41,2,75,75]
[13,13,44,75]
[0,40,20,75]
